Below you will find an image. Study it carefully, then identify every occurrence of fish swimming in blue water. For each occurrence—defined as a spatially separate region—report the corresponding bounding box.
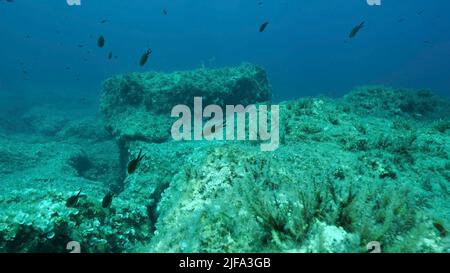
[259,21,269,32]
[97,35,105,48]
[139,49,152,67]
[349,21,365,38]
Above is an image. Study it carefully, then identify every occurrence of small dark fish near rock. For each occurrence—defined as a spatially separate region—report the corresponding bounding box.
[97,35,105,48]
[108,51,113,59]
[349,21,365,38]
[102,191,114,208]
[66,190,82,207]
[128,149,145,174]
[139,49,152,67]
[259,21,269,32]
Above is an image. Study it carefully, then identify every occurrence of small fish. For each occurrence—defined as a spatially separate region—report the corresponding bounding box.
[78,44,83,48]
[97,35,105,48]
[127,149,145,174]
[163,9,167,15]
[101,19,107,24]
[139,49,152,67]
[417,10,424,15]
[349,21,365,38]
[102,191,114,208]
[66,190,82,207]
[398,18,405,23]
[259,21,269,32]
[108,51,113,59]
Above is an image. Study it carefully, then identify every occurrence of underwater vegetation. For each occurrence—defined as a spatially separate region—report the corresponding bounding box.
[0,64,449,253]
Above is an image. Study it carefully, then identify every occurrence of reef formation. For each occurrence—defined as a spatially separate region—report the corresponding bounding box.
[0,63,449,253]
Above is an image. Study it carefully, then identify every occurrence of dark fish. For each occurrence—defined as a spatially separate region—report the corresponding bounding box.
[163,9,167,15]
[433,221,447,237]
[139,49,152,67]
[78,44,83,48]
[102,192,114,208]
[259,21,269,32]
[101,19,107,24]
[66,190,82,207]
[398,18,405,23]
[108,51,113,59]
[97,35,105,48]
[258,2,262,6]
[417,10,424,15]
[127,149,145,174]
[349,21,364,38]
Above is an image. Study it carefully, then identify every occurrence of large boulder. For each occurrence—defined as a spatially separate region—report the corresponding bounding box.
[100,63,272,143]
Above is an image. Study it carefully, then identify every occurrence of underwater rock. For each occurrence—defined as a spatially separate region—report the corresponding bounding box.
[100,63,272,143]
[0,179,151,252]
[136,86,449,253]
[342,86,450,119]
[21,106,71,136]
[299,221,360,253]
[1,79,449,253]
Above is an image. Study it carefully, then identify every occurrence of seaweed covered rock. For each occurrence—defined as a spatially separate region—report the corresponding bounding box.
[0,180,152,252]
[2,76,449,253]
[100,63,272,143]
[342,86,450,119]
[136,86,449,253]
[145,141,447,253]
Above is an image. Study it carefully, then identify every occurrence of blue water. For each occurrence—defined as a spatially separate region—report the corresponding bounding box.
[0,0,449,102]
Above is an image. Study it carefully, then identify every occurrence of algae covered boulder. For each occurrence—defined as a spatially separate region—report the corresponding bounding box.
[100,63,272,142]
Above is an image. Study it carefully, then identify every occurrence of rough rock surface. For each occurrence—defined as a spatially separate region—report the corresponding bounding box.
[1,65,449,253]
[100,63,272,143]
